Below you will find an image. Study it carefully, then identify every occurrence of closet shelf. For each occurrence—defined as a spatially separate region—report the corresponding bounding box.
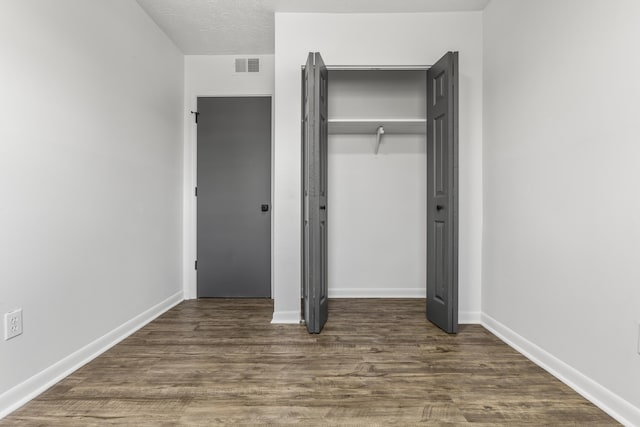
[328,118,426,135]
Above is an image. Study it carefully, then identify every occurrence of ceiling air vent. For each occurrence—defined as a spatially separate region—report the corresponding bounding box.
[247,58,260,73]
[235,58,260,73]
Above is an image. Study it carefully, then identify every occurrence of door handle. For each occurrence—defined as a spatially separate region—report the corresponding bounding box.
[320,205,326,210]
[436,204,444,211]
[261,204,269,212]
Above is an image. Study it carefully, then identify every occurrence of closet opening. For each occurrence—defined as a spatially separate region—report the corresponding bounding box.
[326,69,427,303]
[302,52,458,335]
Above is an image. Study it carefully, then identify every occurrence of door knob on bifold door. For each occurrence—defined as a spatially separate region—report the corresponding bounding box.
[436,205,444,211]
[261,204,269,212]
[319,205,326,210]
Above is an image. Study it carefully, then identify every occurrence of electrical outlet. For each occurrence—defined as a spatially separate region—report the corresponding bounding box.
[4,309,23,340]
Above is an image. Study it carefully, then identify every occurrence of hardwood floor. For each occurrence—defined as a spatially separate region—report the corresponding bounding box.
[2,299,617,426]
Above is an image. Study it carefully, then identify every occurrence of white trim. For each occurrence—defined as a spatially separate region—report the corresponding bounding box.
[271,310,301,324]
[481,313,640,427]
[182,87,197,300]
[328,288,426,298]
[459,311,481,324]
[0,291,184,419]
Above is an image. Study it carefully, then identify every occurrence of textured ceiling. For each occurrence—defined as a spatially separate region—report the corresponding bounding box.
[135,0,490,55]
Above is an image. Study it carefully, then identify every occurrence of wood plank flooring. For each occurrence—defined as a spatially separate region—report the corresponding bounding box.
[2,299,617,426]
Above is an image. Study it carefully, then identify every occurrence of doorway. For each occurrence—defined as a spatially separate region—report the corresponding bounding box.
[197,96,272,297]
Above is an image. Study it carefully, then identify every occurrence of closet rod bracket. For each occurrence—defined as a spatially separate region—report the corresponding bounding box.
[374,126,385,155]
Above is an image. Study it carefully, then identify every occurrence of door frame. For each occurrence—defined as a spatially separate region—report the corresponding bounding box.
[184,93,275,299]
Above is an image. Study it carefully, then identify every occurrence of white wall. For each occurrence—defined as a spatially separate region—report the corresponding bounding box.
[482,0,640,424]
[273,12,484,322]
[183,55,275,299]
[328,131,428,298]
[0,0,184,416]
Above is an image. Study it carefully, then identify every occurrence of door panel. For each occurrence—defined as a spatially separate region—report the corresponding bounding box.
[197,97,272,298]
[434,221,446,303]
[302,54,312,328]
[426,52,459,333]
[302,52,329,333]
[317,53,329,331]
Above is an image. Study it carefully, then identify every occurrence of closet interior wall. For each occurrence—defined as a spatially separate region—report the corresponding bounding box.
[327,70,428,298]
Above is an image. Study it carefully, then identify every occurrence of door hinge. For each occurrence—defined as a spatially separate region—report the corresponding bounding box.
[190,110,200,124]
[195,260,198,270]
[195,186,198,197]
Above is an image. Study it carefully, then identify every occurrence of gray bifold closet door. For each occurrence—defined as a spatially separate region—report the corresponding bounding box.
[302,52,329,333]
[197,96,272,298]
[426,52,459,334]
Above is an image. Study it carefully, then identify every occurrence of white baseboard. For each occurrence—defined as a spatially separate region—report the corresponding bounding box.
[328,288,426,298]
[0,291,184,420]
[459,310,481,324]
[271,310,300,324]
[481,313,640,427]
[271,295,480,326]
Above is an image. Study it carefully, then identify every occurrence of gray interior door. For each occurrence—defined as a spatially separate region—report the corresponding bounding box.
[302,52,329,333]
[426,52,459,333]
[197,96,271,298]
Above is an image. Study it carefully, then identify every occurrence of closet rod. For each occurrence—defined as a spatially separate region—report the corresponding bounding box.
[301,65,431,71]
[327,65,431,71]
